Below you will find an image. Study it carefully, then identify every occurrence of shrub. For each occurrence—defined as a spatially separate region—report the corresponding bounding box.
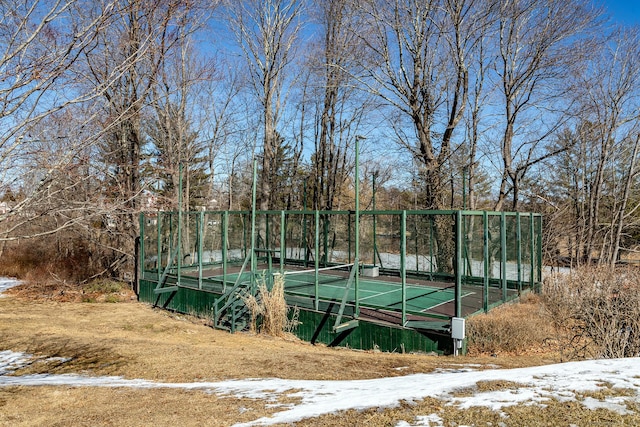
[84,279,127,294]
[542,267,640,360]
[243,273,298,337]
[466,293,553,355]
[0,232,123,284]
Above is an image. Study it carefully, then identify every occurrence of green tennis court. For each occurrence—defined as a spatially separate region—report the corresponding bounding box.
[210,269,472,315]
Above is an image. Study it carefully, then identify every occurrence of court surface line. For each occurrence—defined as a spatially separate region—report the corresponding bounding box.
[415,291,475,312]
[358,287,401,301]
[284,281,380,296]
[217,273,466,312]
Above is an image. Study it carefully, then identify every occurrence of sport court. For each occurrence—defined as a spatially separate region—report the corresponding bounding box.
[209,265,470,318]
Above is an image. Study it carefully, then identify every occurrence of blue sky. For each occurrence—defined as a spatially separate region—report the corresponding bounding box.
[602,0,640,24]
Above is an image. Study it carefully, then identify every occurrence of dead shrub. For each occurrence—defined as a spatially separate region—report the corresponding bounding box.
[542,267,640,360]
[6,278,134,303]
[0,235,115,284]
[243,273,299,337]
[466,293,553,356]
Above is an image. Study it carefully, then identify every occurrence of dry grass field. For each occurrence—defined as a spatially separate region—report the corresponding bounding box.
[0,279,638,426]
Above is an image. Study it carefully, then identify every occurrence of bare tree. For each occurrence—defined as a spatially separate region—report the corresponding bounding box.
[0,0,117,243]
[224,0,303,212]
[589,29,640,266]
[198,63,245,210]
[147,20,214,214]
[492,0,600,211]
[304,0,372,212]
[355,0,488,272]
[76,0,203,276]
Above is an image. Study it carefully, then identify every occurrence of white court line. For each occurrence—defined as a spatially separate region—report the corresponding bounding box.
[358,287,401,301]
[360,286,455,305]
[284,280,379,295]
[286,279,451,303]
[416,291,475,312]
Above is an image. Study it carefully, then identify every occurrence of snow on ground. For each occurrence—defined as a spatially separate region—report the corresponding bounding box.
[1,277,638,426]
[1,350,639,426]
[0,277,19,296]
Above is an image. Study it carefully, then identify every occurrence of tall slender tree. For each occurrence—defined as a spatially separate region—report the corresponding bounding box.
[78,0,199,275]
[493,0,599,211]
[224,0,303,212]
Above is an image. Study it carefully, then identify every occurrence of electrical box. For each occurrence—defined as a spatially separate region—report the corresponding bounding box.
[451,317,466,340]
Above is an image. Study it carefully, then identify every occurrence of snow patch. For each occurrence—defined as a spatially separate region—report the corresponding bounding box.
[7,263,635,426]
[0,277,19,296]
[2,334,640,425]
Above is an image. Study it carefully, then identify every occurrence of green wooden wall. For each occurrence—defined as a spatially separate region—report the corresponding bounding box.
[138,279,451,354]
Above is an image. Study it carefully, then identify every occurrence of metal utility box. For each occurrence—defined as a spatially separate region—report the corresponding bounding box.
[451,317,466,340]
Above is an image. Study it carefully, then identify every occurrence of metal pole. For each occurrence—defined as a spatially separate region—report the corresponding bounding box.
[537,215,543,291]
[138,213,144,295]
[280,210,285,272]
[455,211,462,318]
[516,212,522,294]
[415,216,419,272]
[177,163,182,285]
[483,211,489,312]
[223,211,228,291]
[157,211,161,288]
[303,181,308,267]
[500,212,507,302]
[530,213,535,291]
[198,210,204,289]
[373,171,377,266]
[429,216,434,277]
[347,212,351,264]
[401,210,407,325]
[250,160,258,293]
[315,210,320,311]
[354,135,364,317]
[462,166,467,210]
[323,215,328,265]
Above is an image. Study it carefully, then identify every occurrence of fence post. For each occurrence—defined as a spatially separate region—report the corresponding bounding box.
[483,211,489,312]
[198,210,204,290]
[401,210,407,325]
[315,210,320,311]
[516,212,522,294]
[500,212,507,302]
[455,210,463,318]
